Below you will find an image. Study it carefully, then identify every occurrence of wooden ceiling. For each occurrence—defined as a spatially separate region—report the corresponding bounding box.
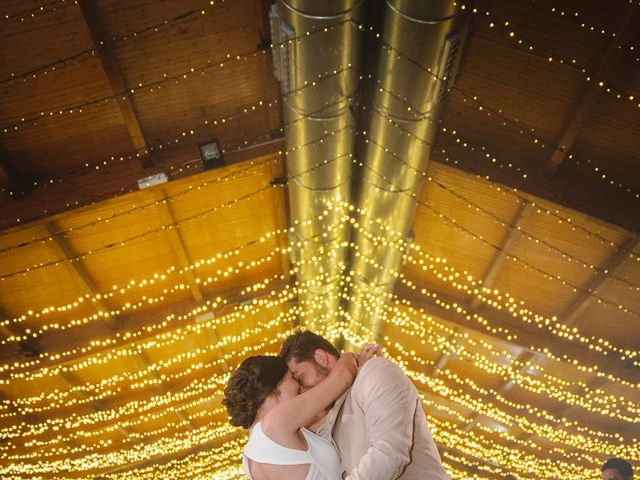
[0,0,638,479]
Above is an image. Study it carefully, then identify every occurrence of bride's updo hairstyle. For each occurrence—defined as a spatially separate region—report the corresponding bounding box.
[222,355,288,428]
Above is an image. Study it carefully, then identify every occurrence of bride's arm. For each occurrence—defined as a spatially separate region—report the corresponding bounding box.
[266,353,358,433]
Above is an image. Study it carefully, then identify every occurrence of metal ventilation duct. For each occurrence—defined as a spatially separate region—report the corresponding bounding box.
[271,1,363,330]
[346,0,460,339]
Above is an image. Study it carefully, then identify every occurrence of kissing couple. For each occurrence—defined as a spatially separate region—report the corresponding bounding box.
[223,331,450,480]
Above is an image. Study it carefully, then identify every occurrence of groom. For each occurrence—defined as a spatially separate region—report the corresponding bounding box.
[280,330,450,480]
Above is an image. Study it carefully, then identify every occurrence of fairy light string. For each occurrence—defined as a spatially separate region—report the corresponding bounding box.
[0,128,354,281]
[1,68,352,217]
[363,25,640,201]
[457,4,640,108]
[1,19,356,133]
[355,126,640,320]
[361,73,640,262]
[2,0,71,22]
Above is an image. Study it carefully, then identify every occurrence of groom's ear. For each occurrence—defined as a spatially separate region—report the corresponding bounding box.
[313,348,330,367]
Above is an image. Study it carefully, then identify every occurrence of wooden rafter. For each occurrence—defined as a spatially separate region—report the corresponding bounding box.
[397,284,638,384]
[27,279,288,375]
[561,234,640,327]
[77,0,153,168]
[0,156,34,199]
[92,429,243,478]
[154,189,204,303]
[42,222,119,329]
[469,200,533,311]
[56,370,136,439]
[135,350,197,429]
[544,4,639,175]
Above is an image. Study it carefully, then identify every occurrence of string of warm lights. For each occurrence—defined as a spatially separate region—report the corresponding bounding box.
[1,0,71,22]
[349,233,640,374]
[359,126,640,294]
[363,75,640,261]
[0,292,624,480]
[458,4,640,108]
[1,68,352,219]
[0,157,276,254]
[1,20,356,133]
[0,258,340,394]
[336,202,640,372]
[2,201,628,430]
[402,251,640,369]
[366,80,639,290]
[545,2,639,60]
[0,184,271,280]
[344,326,634,475]
[0,201,348,344]
[0,309,297,435]
[354,128,640,321]
[358,58,640,296]
[3,11,636,480]
[0,129,354,281]
[385,299,640,424]
[1,1,226,85]
[0,192,600,468]
[0,255,330,380]
[447,90,640,201]
[0,333,288,448]
[365,27,640,201]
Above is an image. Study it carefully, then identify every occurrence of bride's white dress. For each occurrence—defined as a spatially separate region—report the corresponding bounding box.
[242,421,344,480]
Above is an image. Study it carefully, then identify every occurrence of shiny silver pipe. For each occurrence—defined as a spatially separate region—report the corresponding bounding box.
[274,0,363,330]
[347,0,458,339]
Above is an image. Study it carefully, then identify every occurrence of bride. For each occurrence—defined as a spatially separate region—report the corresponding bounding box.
[222,344,378,480]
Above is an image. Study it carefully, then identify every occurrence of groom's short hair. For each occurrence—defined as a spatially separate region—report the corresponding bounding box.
[280,330,340,363]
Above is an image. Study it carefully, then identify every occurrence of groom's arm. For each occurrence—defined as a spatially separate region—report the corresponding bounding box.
[344,357,417,480]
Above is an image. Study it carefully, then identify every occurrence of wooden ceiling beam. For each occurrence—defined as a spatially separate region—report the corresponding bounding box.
[41,222,119,329]
[0,156,34,199]
[396,283,638,384]
[135,350,198,430]
[462,350,537,433]
[89,430,243,478]
[77,0,153,168]
[56,371,135,440]
[561,233,640,327]
[468,200,533,311]
[154,189,204,303]
[15,279,289,375]
[544,4,640,176]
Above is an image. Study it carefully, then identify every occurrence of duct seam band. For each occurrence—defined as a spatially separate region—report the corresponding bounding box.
[280,0,365,20]
[385,1,457,24]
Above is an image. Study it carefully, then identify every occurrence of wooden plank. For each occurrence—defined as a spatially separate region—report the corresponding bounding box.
[91,429,243,478]
[136,350,197,429]
[462,351,536,432]
[469,200,533,311]
[22,279,289,374]
[544,5,640,175]
[396,283,639,384]
[77,0,153,167]
[0,156,33,199]
[154,189,204,303]
[42,222,119,329]
[562,234,640,327]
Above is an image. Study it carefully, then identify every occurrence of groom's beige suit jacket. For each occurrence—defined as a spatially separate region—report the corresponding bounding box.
[320,357,450,480]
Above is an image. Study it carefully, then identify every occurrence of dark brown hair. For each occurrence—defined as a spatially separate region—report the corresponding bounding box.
[279,330,340,363]
[602,458,633,479]
[222,355,288,429]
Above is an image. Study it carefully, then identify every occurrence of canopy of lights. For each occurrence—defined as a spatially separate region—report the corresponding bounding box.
[0,0,638,479]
